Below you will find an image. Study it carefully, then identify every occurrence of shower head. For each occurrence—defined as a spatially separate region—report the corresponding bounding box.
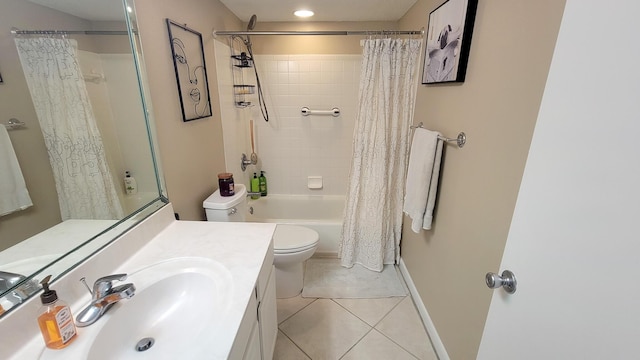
[247,15,257,31]
[244,14,257,49]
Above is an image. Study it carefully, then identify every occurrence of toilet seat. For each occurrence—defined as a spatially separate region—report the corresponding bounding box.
[273,225,319,254]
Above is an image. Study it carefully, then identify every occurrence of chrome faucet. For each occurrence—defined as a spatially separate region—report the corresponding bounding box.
[75,274,135,327]
[0,271,26,293]
[0,271,39,308]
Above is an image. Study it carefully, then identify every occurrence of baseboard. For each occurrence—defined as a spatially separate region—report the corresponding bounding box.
[398,258,450,360]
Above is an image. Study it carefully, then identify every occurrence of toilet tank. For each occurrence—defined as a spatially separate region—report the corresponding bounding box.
[203,184,247,222]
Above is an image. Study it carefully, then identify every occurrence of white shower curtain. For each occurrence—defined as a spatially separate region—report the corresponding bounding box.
[339,38,422,271]
[15,37,124,220]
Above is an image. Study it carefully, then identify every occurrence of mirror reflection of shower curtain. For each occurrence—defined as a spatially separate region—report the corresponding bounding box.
[339,38,422,271]
[15,37,124,220]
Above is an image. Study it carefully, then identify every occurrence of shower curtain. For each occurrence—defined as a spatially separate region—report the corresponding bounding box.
[339,38,422,271]
[15,37,124,220]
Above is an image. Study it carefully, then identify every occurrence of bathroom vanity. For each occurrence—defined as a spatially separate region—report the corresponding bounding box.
[0,204,278,359]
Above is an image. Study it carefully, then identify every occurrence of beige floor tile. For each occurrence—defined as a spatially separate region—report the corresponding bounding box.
[375,297,438,360]
[279,299,371,360]
[333,297,405,326]
[273,330,311,360]
[341,329,419,360]
[277,295,317,324]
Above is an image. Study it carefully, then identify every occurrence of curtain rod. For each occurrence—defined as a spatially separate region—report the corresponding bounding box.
[11,29,130,36]
[213,29,424,37]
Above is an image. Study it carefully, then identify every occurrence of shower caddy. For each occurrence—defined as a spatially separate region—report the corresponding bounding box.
[230,50,255,107]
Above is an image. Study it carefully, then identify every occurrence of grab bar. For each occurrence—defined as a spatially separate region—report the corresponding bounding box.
[301,107,340,117]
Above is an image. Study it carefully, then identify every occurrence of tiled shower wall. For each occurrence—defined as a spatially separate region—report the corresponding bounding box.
[254,54,360,195]
[215,39,361,196]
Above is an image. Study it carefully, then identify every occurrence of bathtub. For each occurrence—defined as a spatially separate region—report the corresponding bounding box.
[246,195,345,257]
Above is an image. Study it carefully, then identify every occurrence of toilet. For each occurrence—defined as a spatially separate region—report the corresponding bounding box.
[203,184,319,298]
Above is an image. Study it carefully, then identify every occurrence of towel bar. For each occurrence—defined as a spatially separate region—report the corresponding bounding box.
[410,122,466,148]
[3,118,26,130]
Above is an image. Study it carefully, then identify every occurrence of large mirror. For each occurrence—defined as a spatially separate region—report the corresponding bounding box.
[0,0,166,315]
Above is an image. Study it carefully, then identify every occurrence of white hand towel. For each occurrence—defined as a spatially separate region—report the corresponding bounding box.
[403,128,443,232]
[0,126,33,216]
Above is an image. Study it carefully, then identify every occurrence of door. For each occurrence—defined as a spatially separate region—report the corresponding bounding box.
[478,1,640,359]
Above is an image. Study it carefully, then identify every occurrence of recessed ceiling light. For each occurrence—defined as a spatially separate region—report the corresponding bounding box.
[294,10,314,18]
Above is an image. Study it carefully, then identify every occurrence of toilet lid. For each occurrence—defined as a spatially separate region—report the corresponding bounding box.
[274,225,319,252]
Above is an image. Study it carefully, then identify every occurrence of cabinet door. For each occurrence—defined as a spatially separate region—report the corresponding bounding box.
[229,290,259,360]
[243,320,261,360]
[258,265,277,360]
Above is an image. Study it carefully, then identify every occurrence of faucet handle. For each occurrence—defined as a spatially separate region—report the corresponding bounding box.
[93,274,128,298]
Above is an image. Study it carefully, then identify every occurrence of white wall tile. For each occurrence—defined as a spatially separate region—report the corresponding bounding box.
[217,51,361,195]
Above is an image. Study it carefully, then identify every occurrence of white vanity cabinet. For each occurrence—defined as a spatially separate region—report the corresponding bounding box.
[0,209,279,359]
[229,245,277,360]
[258,265,277,359]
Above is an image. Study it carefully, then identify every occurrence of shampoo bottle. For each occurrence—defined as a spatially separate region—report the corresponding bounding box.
[259,171,267,197]
[37,275,77,349]
[124,171,138,195]
[250,173,260,199]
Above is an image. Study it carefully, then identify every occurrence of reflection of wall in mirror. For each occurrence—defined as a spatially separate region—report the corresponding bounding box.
[0,0,77,249]
[78,51,158,214]
[0,0,155,251]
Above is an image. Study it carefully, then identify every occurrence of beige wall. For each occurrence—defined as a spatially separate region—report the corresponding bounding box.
[248,21,397,54]
[399,1,565,359]
[133,0,241,220]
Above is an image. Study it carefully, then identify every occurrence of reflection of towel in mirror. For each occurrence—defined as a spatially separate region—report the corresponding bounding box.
[403,128,443,232]
[0,126,32,216]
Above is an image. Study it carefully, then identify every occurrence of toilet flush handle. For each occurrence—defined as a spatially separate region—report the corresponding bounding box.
[228,207,237,216]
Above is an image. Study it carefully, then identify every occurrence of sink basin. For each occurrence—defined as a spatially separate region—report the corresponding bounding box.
[40,257,233,360]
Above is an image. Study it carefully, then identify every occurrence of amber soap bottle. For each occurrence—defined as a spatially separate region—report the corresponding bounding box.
[37,275,77,349]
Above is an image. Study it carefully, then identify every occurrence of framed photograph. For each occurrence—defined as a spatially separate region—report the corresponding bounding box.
[422,0,478,84]
[166,19,212,121]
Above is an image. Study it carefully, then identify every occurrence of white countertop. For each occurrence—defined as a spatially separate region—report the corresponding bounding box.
[3,205,276,360]
[98,220,276,359]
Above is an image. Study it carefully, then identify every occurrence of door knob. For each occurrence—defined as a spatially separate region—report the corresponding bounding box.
[485,270,517,294]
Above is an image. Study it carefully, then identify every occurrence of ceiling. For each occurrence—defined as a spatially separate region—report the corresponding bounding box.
[219,0,419,22]
[28,0,418,23]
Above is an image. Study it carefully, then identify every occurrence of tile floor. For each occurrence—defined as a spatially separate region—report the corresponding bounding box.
[274,292,438,359]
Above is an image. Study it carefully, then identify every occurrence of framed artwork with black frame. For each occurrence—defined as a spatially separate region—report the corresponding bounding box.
[422,0,478,84]
[166,19,212,121]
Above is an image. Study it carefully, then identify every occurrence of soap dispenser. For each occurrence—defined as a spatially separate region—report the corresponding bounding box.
[250,173,260,199]
[124,171,138,195]
[37,275,77,349]
[259,171,267,197]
